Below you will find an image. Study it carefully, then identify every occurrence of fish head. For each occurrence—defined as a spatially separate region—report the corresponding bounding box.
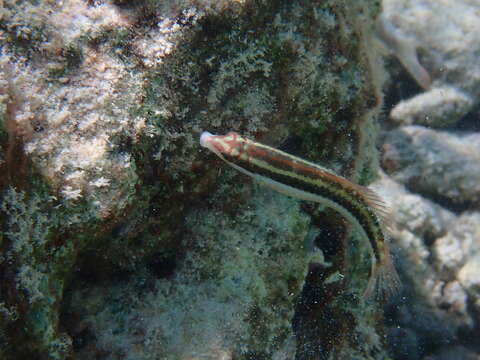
[200,131,247,160]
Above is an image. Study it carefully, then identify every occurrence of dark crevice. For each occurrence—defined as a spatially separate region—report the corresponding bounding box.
[293,210,351,359]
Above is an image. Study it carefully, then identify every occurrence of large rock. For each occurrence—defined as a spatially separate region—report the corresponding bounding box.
[67,188,315,360]
[424,346,480,360]
[381,0,480,128]
[382,125,480,208]
[371,171,455,241]
[389,86,473,128]
[371,173,475,359]
[0,0,388,359]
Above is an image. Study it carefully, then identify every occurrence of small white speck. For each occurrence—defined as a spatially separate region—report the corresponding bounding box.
[91,177,110,188]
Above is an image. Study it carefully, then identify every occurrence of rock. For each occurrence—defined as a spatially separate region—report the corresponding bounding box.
[387,326,421,360]
[68,189,314,360]
[437,280,472,329]
[381,0,480,128]
[378,1,480,357]
[372,174,475,357]
[378,140,480,360]
[424,346,480,360]
[0,0,389,359]
[371,172,455,241]
[458,253,480,302]
[432,212,480,274]
[390,86,473,128]
[382,126,480,208]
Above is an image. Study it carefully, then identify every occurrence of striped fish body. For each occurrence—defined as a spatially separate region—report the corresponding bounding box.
[200,131,400,301]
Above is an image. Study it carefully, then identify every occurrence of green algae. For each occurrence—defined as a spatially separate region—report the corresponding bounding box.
[0,0,390,358]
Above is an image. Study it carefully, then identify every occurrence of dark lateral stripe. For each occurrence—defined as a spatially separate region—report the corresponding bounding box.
[246,141,362,196]
[247,141,335,176]
[223,152,382,259]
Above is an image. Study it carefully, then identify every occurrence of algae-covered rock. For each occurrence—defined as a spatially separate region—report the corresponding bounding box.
[67,188,315,359]
[0,0,389,359]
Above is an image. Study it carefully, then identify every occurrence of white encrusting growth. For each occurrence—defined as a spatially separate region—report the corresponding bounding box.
[376,14,432,90]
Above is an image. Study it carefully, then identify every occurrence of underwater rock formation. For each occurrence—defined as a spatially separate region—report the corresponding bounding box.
[374,1,480,359]
[1,0,390,359]
[389,86,473,128]
[381,0,480,129]
[382,126,480,209]
[371,173,475,360]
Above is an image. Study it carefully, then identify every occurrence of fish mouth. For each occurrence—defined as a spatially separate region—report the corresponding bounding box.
[200,131,223,158]
[200,131,215,148]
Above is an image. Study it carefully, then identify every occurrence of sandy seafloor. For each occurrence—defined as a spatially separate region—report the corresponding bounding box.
[1,0,480,359]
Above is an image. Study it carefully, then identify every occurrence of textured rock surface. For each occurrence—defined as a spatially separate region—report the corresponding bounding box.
[424,346,480,360]
[371,173,475,360]
[381,126,480,208]
[458,253,480,311]
[374,2,480,359]
[0,1,142,213]
[389,86,473,128]
[0,0,387,359]
[371,172,455,241]
[434,213,480,270]
[67,189,316,359]
[378,125,480,357]
[381,0,480,128]
[358,1,480,359]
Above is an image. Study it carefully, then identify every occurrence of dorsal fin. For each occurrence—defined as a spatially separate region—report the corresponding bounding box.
[348,182,394,232]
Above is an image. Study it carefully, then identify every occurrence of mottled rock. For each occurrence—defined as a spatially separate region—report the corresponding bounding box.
[389,86,473,128]
[382,0,480,127]
[67,189,316,360]
[0,1,142,217]
[437,280,472,328]
[387,326,421,360]
[0,0,388,359]
[458,252,480,308]
[371,172,455,240]
[399,211,480,339]
[372,174,474,358]
[432,212,480,274]
[382,126,480,208]
[378,1,480,357]
[424,346,480,360]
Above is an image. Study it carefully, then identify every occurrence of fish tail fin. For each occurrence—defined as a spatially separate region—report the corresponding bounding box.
[362,248,401,302]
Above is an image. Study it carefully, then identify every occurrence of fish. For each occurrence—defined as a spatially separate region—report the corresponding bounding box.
[200,131,401,301]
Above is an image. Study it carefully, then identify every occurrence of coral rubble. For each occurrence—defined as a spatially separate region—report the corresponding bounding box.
[376,1,480,358]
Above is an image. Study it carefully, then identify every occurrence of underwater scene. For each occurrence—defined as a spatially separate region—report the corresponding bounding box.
[0,0,479,359]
